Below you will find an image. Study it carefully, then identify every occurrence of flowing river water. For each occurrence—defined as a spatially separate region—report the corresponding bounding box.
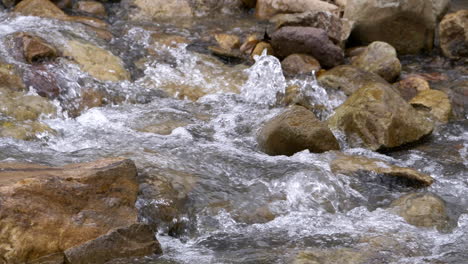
[0,3,467,264]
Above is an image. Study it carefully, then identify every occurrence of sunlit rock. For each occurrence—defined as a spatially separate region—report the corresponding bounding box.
[0,158,159,263]
[344,0,450,54]
[271,26,344,68]
[63,40,130,82]
[251,41,274,58]
[327,79,434,150]
[255,0,338,20]
[410,89,452,123]
[281,54,320,77]
[391,193,449,230]
[14,0,69,20]
[258,105,340,156]
[439,10,468,59]
[331,154,434,187]
[214,33,241,51]
[351,41,401,82]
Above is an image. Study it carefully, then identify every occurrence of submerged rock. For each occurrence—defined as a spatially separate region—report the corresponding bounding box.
[271,26,344,68]
[258,105,340,156]
[410,89,452,123]
[0,88,56,121]
[0,120,55,141]
[0,63,25,91]
[439,10,468,59]
[327,79,434,150]
[351,41,401,82]
[214,33,241,51]
[63,40,130,82]
[391,193,449,230]
[13,33,58,64]
[331,154,434,187]
[255,0,339,20]
[0,158,159,263]
[344,0,450,54]
[281,54,321,77]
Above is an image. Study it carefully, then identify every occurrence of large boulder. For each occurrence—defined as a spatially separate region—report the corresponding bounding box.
[271,26,344,68]
[255,0,339,20]
[351,41,401,82]
[390,193,449,230]
[63,40,130,82]
[317,65,387,96]
[327,79,434,150]
[0,158,160,263]
[344,0,450,54]
[331,154,434,187]
[409,89,452,123]
[258,105,340,156]
[439,10,468,59]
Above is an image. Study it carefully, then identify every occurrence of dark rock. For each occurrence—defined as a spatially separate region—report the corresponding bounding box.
[14,33,58,64]
[281,54,321,76]
[393,75,430,101]
[439,10,468,59]
[23,64,61,99]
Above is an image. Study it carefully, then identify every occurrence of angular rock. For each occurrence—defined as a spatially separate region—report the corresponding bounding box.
[281,54,320,76]
[63,40,130,82]
[317,65,387,96]
[258,105,340,156]
[351,41,401,82]
[410,89,452,123]
[271,26,344,68]
[251,41,274,57]
[272,11,354,47]
[391,193,449,229]
[394,75,431,101]
[439,10,468,59]
[14,33,58,64]
[75,1,107,17]
[327,79,434,150]
[256,0,339,20]
[0,158,141,263]
[331,154,434,187]
[64,223,162,264]
[126,0,193,21]
[344,0,450,54]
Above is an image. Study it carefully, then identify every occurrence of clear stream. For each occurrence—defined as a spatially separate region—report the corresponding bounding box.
[0,4,467,264]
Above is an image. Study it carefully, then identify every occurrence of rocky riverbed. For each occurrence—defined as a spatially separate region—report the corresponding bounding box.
[0,0,467,263]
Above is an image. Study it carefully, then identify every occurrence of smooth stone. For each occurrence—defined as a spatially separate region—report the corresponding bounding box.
[439,10,468,59]
[410,89,452,123]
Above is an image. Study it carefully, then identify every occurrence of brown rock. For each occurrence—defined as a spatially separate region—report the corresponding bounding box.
[345,46,367,58]
[281,54,321,76]
[0,88,57,121]
[23,64,61,99]
[391,193,449,229]
[14,33,58,64]
[256,0,339,20]
[394,75,431,101]
[271,26,344,68]
[410,89,452,123]
[258,105,340,156]
[75,1,107,17]
[447,80,468,119]
[64,223,162,264]
[0,158,141,262]
[128,0,193,21]
[251,41,274,57]
[14,0,68,20]
[439,10,468,59]
[344,0,450,54]
[327,78,434,150]
[331,154,434,187]
[351,41,401,82]
[214,33,240,51]
[0,63,25,91]
[0,120,55,141]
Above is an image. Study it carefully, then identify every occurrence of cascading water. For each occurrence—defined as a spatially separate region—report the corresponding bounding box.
[0,6,467,264]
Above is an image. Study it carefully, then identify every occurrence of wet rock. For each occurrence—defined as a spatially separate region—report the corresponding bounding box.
[394,75,431,101]
[439,10,468,59]
[0,120,55,141]
[317,65,387,96]
[351,41,401,82]
[23,64,61,99]
[272,11,354,47]
[327,79,434,150]
[281,54,320,76]
[271,26,344,68]
[0,63,25,91]
[14,0,69,20]
[410,89,452,123]
[75,1,107,17]
[191,0,244,16]
[345,46,367,58]
[258,105,340,156]
[0,158,144,263]
[139,120,192,135]
[63,40,130,82]
[391,193,449,229]
[126,0,193,21]
[14,33,58,64]
[344,0,450,54]
[149,33,189,48]
[256,0,339,20]
[214,33,240,51]
[447,80,468,119]
[64,223,162,264]
[70,16,109,30]
[0,89,56,121]
[251,41,274,57]
[293,248,366,264]
[331,154,434,187]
